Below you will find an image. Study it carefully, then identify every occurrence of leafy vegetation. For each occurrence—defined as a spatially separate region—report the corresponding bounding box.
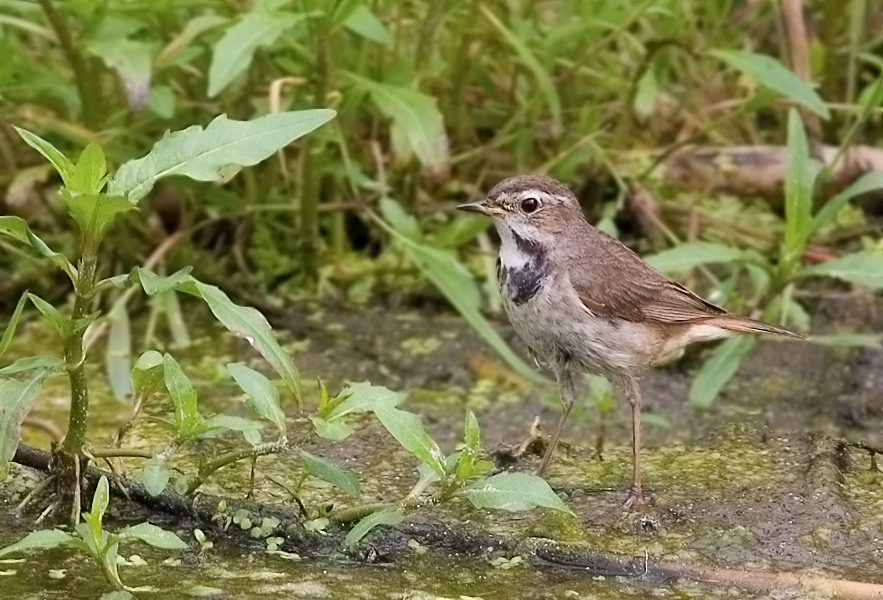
[1,0,882,592]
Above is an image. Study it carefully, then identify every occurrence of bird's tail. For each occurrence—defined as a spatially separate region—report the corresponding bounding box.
[706,316,806,339]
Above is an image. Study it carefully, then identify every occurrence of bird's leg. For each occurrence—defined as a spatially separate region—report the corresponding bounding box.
[621,375,646,509]
[536,368,576,476]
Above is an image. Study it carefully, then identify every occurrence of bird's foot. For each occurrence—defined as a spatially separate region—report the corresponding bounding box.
[622,486,647,510]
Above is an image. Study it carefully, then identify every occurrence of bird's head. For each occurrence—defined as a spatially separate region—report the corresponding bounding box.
[457,175,582,242]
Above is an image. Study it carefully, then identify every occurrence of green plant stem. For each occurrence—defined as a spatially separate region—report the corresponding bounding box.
[89,448,153,459]
[37,0,101,128]
[58,246,99,523]
[188,439,289,494]
[330,502,397,525]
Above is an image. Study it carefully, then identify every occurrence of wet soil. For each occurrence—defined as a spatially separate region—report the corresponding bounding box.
[1,292,882,599]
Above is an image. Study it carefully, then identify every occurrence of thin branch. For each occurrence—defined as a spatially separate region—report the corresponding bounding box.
[88,447,154,459]
[189,439,290,494]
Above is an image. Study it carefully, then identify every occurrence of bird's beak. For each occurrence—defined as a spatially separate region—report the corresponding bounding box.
[457,199,496,216]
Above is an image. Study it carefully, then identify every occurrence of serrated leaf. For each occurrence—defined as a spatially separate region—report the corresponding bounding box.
[0,529,73,558]
[118,522,188,550]
[162,353,200,436]
[0,292,28,359]
[372,403,445,478]
[13,127,75,186]
[301,450,360,497]
[110,111,335,202]
[458,472,572,514]
[344,507,404,549]
[347,74,449,176]
[644,242,745,273]
[689,336,756,409]
[106,305,132,401]
[208,8,305,97]
[798,251,883,289]
[227,363,286,432]
[141,457,170,497]
[130,266,194,295]
[710,50,830,119]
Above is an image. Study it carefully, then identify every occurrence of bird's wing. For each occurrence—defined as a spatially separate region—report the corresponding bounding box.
[567,233,727,324]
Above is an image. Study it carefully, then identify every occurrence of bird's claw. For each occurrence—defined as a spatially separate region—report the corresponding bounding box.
[622,486,647,510]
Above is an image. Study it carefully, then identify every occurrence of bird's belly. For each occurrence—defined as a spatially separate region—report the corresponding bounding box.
[502,283,660,375]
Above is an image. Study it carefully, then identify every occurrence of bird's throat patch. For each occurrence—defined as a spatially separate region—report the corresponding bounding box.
[499,231,547,306]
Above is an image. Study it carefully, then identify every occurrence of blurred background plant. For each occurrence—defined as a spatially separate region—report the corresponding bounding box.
[1,0,882,408]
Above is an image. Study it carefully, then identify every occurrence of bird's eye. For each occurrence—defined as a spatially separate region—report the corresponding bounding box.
[521,197,539,213]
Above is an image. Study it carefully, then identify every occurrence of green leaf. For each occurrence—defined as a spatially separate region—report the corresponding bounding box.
[100,590,137,600]
[433,215,490,249]
[27,293,69,338]
[156,14,227,68]
[455,410,482,484]
[481,6,562,135]
[0,529,73,558]
[106,305,132,401]
[309,416,354,441]
[710,50,830,119]
[89,476,110,533]
[798,251,883,289]
[458,472,573,514]
[813,171,883,232]
[183,279,302,405]
[110,111,335,202]
[0,366,53,480]
[783,109,821,258]
[379,197,421,241]
[321,382,402,420]
[86,39,152,108]
[162,353,201,436]
[689,336,756,409]
[0,356,62,377]
[344,507,404,549]
[12,127,75,186]
[118,522,188,550]
[385,225,545,384]
[300,450,361,498]
[227,363,286,432]
[62,191,134,246]
[0,291,28,359]
[208,7,306,97]
[199,414,262,445]
[372,402,445,478]
[644,242,745,273]
[0,216,77,283]
[141,457,170,497]
[341,3,391,45]
[347,74,449,176]
[161,289,192,348]
[131,350,165,398]
[130,267,194,295]
[70,142,107,194]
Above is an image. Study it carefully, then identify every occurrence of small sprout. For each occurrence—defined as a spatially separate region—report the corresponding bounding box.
[217,500,227,513]
[48,569,66,579]
[250,527,264,538]
[261,516,280,530]
[128,555,148,566]
[232,509,250,525]
[303,517,329,533]
[266,536,285,552]
[193,529,206,544]
[490,556,523,570]
[407,539,427,555]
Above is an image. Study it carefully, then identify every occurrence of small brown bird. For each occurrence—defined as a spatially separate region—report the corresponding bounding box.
[458,175,803,508]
